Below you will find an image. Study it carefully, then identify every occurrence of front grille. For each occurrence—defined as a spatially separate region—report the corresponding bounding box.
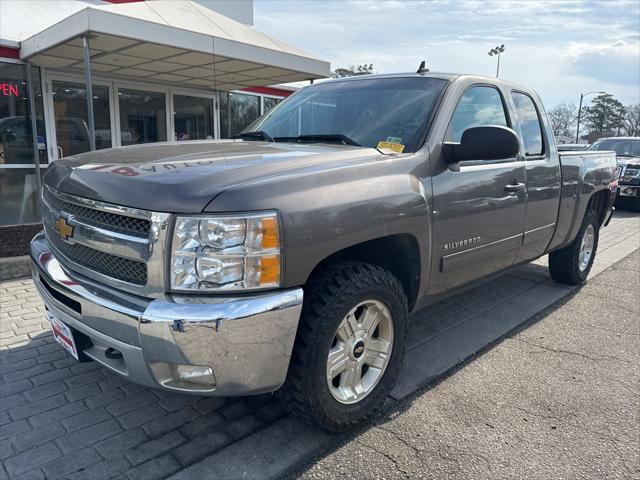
[48,230,147,285]
[44,188,150,237]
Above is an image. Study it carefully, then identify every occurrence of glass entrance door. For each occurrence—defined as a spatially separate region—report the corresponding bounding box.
[51,80,112,157]
[173,94,215,141]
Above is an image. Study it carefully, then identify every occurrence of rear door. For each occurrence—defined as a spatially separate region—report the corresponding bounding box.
[429,84,527,295]
[509,91,561,263]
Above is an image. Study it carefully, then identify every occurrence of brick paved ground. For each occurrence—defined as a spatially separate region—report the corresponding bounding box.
[0,211,638,480]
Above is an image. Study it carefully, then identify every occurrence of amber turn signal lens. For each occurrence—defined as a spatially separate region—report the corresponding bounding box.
[261,217,280,250]
[259,255,281,285]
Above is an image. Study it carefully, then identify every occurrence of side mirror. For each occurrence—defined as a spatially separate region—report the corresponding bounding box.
[443,125,520,167]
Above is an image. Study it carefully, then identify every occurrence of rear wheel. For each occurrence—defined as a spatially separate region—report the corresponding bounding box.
[549,209,600,285]
[282,261,408,432]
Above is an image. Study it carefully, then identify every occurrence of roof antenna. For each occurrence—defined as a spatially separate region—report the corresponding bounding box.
[417,60,429,74]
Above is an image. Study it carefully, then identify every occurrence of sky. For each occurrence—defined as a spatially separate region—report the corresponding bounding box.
[254,0,640,108]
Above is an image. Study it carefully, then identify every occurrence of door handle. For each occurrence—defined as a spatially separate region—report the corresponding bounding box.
[504,182,526,192]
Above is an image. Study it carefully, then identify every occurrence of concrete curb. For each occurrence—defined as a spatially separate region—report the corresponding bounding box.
[0,255,31,281]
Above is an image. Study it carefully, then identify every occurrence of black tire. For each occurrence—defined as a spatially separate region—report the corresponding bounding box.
[549,209,600,285]
[282,261,408,432]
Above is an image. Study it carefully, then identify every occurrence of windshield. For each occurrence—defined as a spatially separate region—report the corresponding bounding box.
[243,77,448,153]
[588,139,640,157]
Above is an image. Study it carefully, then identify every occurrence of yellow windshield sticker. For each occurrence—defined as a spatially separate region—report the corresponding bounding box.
[377,141,405,153]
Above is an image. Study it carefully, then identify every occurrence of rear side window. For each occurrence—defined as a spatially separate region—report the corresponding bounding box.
[512,92,544,156]
[445,86,508,142]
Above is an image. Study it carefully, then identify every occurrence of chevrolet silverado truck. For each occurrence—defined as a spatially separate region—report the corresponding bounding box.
[589,136,640,211]
[31,72,618,432]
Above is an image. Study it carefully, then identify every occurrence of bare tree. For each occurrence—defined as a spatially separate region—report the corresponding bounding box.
[548,103,578,137]
[621,104,640,137]
[331,64,375,78]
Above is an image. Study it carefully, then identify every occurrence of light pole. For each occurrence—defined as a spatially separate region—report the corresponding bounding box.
[488,44,505,77]
[575,91,606,143]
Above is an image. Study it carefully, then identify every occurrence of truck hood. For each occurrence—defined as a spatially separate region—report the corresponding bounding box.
[44,140,384,213]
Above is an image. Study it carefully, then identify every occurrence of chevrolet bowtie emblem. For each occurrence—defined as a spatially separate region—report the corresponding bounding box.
[54,217,74,240]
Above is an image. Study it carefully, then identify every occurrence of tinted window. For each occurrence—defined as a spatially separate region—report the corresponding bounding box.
[512,92,544,156]
[220,92,260,138]
[173,94,214,141]
[245,77,448,153]
[263,96,282,113]
[589,139,640,156]
[446,86,508,142]
[118,89,167,146]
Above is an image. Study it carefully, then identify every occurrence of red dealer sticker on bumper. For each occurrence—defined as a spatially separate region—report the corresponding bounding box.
[47,312,79,360]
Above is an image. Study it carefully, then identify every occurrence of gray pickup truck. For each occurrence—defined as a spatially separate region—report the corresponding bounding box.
[31,72,618,431]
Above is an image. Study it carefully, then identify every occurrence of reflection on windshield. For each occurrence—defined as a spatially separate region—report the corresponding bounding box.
[589,139,640,156]
[243,77,448,153]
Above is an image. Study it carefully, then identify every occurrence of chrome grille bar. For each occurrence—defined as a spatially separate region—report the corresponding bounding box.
[42,185,171,298]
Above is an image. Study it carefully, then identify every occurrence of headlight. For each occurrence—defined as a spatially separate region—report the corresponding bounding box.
[170,213,281,291]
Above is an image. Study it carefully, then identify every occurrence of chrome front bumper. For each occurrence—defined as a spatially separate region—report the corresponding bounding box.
[30,233,303,396]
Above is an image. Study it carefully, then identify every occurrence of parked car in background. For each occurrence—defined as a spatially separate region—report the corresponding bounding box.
[589,137,640,210]
[557,143,590,152]
[31,72,618,432]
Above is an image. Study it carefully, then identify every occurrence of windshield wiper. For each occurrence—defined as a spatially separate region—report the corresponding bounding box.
[274,134,361,147]
[237,131,274,142]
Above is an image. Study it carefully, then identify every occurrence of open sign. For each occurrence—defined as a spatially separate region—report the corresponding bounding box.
[0,83,20,97]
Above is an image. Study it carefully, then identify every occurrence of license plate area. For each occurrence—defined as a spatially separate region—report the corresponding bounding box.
[47,311,93,361]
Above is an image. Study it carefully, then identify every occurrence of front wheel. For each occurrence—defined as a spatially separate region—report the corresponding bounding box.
[549,209,600,285]
[282,262,408,432]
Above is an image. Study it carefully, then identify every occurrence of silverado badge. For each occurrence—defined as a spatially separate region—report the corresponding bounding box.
[443,236,481,251]
[54,217,74,241]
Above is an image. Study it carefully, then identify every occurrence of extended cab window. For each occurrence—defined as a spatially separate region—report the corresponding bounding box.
[445,86,508,142]
[512,92,544,156]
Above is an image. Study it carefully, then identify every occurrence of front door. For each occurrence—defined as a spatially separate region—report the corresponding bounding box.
[429,85,527,295]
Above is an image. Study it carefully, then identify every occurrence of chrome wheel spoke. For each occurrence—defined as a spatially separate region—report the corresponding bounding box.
[341,363,364,399]
[361,307,380,337]
[369,338,391,355]
[363,349,387,369]
[327,345,349,379]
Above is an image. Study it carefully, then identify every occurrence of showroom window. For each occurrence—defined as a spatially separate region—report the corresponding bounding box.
[173,94,215,141]
[52,80,112,156]
[219,92,261,138]
[262,96,282,114]
[0,62,47,226]
[118,88,167,145]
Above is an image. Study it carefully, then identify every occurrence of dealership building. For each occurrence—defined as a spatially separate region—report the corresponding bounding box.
[0,0,329,257]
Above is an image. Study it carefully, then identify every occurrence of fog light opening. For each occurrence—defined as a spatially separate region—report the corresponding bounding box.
[150,362,217,392]
[173,365,215,386]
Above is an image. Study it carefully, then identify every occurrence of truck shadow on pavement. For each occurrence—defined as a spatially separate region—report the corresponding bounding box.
[0,259,591,479]
[288,282,585,478]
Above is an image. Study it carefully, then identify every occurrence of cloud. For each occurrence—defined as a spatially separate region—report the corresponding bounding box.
[563,40,640,86]
[254,0,640,106]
